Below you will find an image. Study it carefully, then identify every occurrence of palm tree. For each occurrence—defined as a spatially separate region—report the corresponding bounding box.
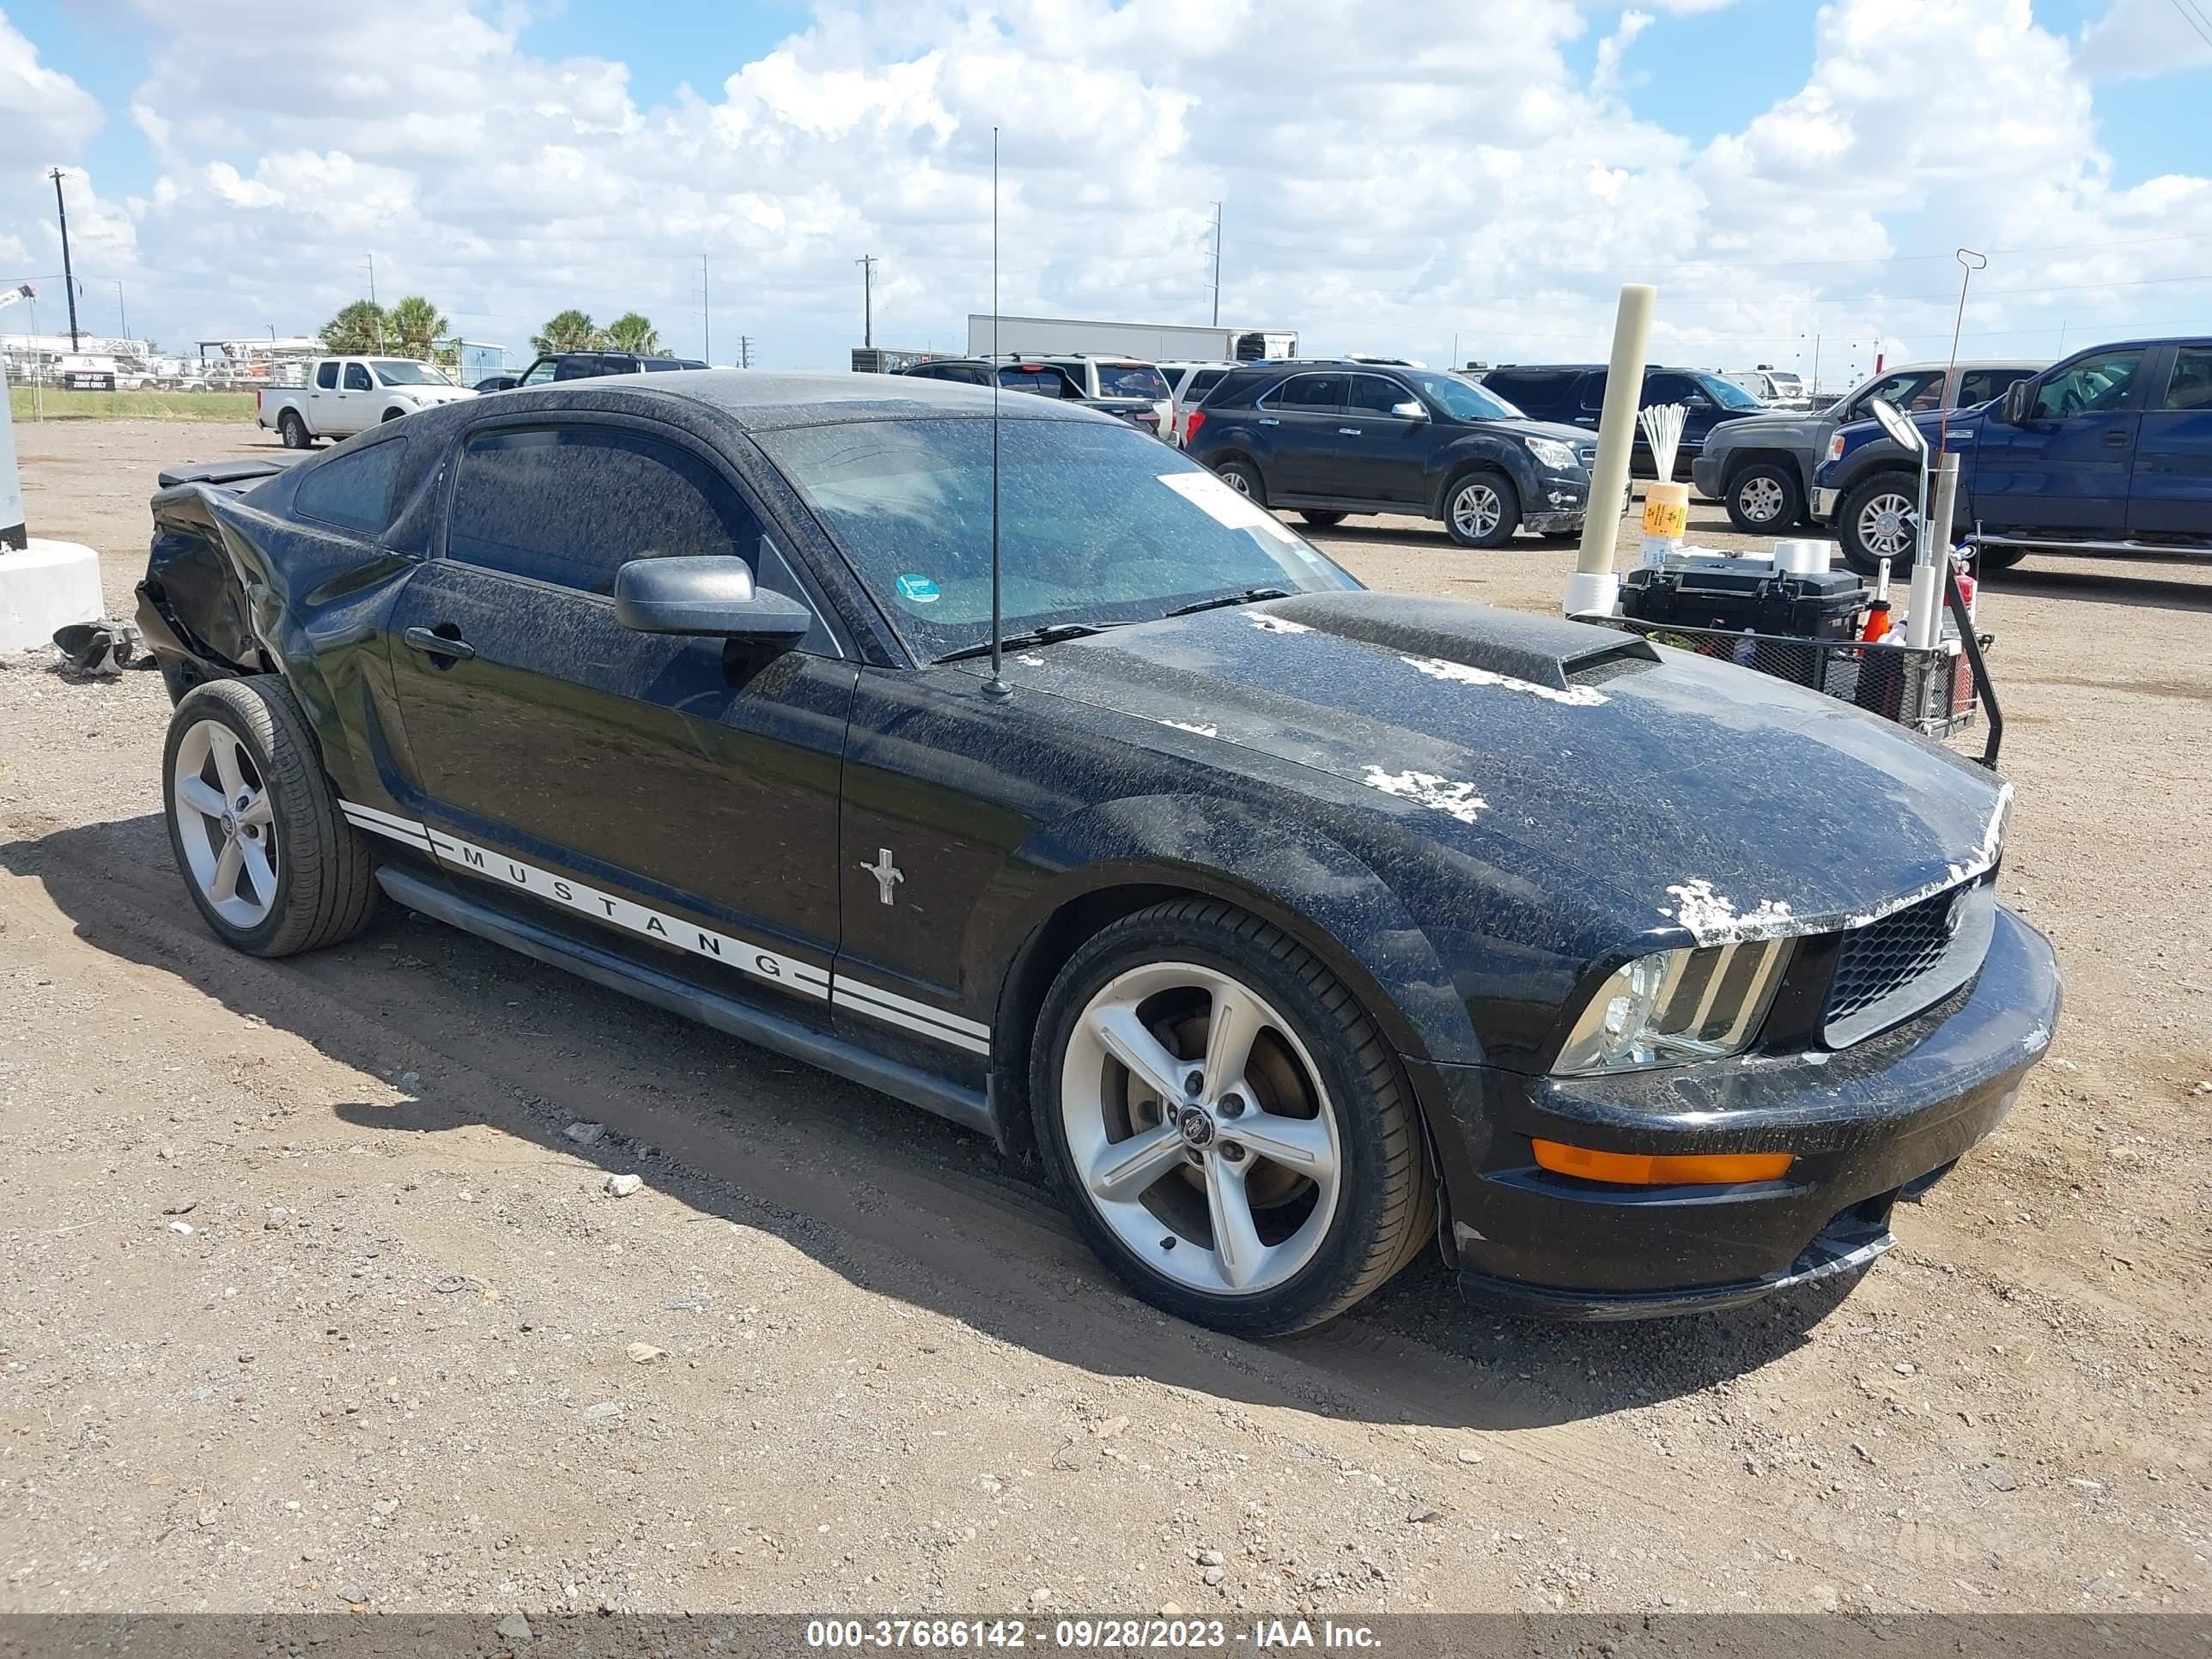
[320,300,388,355]
[533,309,603,354]
[604,312,660,356]
[386,295,449,360]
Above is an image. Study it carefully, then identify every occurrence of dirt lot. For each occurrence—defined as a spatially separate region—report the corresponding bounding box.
[1,419,2205,1616]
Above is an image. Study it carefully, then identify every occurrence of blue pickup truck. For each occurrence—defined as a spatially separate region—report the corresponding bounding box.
[1811,337,2212,574]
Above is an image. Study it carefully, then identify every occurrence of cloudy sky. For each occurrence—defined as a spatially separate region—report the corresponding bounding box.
[3,0,2209,383]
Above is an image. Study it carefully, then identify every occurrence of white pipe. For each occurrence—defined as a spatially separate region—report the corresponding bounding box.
[1907,452,1957,650]
[1565,283,1655,618]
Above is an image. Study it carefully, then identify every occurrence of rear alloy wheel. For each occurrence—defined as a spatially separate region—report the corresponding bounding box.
[278,410,311,450]
[1444,470,1520,548]
[1033,898,1434,1336]
[1837,474,1919,576]
[1725,461,1803,533]
[1215,459,1267,506]
[163,676,379,957]
[1298,510,1347,528]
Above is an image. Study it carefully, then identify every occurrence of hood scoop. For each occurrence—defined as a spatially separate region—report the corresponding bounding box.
[1263,590,1659,693]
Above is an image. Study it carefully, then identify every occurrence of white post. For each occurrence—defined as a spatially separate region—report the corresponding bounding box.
[1564,283,1655,618]
[0,374,22,550]
[1907,453,1958,650]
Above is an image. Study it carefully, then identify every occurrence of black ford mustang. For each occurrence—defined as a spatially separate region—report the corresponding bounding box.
[137,372,2060,1335]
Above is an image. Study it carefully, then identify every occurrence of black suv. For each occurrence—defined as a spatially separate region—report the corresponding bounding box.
[894,356,1164,439]
[1477,364,1765,480]
[475,352,710,392]
[1186,362,1597,546]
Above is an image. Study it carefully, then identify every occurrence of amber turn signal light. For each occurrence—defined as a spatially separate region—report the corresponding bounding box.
[1532,1139,1794,1187]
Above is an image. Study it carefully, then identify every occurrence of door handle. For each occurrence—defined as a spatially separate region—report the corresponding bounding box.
[403,625,475,661]
[1338,427,1363,435]
[2102,430,2130,447]
[1257,417,1279,426]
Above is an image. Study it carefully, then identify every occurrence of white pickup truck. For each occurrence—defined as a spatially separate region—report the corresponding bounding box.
[258,356,476,448]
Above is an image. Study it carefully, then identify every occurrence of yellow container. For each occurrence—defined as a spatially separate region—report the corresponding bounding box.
[1642,481,1690,539]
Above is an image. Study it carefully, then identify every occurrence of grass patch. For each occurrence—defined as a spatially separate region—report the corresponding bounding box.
[8,389,259,422]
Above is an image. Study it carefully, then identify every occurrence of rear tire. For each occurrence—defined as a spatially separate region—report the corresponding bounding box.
[1443,470,1520,548]
[1215,459,1267,506]
[1975,545,2028,572]
[1298,510,1346,528]
[1031,898,1435,1338]
[162,677,379,958]
[278,410,312,450]
[1723,461,1803,533]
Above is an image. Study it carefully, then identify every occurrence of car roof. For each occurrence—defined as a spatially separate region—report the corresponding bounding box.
[588,368,1120,430]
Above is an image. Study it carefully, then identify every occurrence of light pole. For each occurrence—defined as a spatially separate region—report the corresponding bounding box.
[855,254,878,349]
[49,170,82,351]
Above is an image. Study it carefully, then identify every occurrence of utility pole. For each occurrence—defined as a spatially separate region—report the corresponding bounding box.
[702,255,711,363]
[113,279,128,342]
[49,169,82,350]
[1210,202,1223,329]
[739,335,754,369]
[365,253,385,349]
[856,255,878,349]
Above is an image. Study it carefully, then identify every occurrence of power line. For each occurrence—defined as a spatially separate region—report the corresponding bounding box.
[2168,0,2212,49]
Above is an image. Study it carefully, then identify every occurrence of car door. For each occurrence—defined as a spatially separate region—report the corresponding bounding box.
[381,414,858,1013]
[324,360,376,434]
[1337,373,1435,503]
[2129,344,2212,537]
[307,360,343,431]
[1972,346,2149,532]
[1255,371,1352,495]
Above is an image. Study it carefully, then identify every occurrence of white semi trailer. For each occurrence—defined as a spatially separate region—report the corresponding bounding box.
[964,314,1297,363]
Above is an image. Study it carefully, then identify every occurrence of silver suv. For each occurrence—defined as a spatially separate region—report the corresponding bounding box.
[1693,360,2042,532]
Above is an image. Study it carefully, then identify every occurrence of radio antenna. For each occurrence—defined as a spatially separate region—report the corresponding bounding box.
[982,125,1011,702]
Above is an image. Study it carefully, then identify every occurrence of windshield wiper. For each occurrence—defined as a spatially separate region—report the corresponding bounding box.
[1164,586,1291,618]
[931,621,1130,665]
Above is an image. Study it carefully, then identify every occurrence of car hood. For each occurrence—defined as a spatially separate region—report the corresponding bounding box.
[1479,416,1593,448]
[1704,409,1829,448]
[970,591,2009,947]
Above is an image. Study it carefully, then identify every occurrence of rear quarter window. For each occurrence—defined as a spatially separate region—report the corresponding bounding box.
[293,438,408,538]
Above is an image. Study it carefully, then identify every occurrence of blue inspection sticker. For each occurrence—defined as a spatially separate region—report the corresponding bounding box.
[896,574,942,605]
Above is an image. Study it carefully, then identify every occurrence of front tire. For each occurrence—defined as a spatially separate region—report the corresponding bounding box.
[380,408,404,423]
[1298,510,1347,528]
[1215,459,1267,506]
[1031,898,1435,1337]
[1443,470,1520,548]
[162,677,379,957]
[1836,472,1921,576]
[1723,461,1803,533]
[278,410,311,450]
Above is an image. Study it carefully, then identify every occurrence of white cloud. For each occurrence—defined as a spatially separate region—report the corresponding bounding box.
[2077,0,2212,78]
[1,0,2204,383]
[0,9,100,167]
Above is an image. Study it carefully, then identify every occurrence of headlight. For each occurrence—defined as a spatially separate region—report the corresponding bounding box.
[1554,941,1793,1075]
[1525,436,1580,471]
[1826,433,1846,463]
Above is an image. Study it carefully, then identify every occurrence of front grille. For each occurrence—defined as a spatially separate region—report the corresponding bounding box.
[1576,443,1598,469]
[1824,880,1991,1047]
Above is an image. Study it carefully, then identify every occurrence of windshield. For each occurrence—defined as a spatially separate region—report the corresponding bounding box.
[755,417,1357,663]
[1697,374,1764,410]
[1402,370,1521,422]
[1096,363,1170,400]
[1766,371,1802,394]
[373,360,453,386]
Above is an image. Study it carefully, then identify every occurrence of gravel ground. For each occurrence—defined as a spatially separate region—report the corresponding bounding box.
[0,419,2205,1617]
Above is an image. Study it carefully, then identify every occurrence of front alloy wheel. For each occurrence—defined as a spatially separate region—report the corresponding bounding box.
[1033,898,1434,1336]
[1856,489,1916,560]
[1444,471,1519,548]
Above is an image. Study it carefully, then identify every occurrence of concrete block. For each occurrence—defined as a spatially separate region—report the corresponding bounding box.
[0,539,105,653]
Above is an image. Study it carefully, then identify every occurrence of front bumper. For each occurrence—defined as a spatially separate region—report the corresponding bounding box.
[1411,905,2060,1320]
[1812,486,1839,522]
[1523,472,1590,536]
[1690,456,1723,500]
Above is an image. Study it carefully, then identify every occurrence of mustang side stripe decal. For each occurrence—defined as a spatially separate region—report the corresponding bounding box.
[338,802,988,1052]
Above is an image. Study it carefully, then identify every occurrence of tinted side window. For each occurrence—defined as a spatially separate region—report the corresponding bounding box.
[1577,372,1608,412]
[1642,372,1699,405]
[447,425,760,595]
[1957,368,2024,407]
[1268,374,1346,412]
[315,362,339,390]
[343,362,373,392]
[553,357,606,381]
[1188,368,1228,403]
[1849,368,1944,418]
[520,360,558,386]
[2157,348,2212,411]
[1346,375,1413,416]
[295,438,407,538]
[2032,349,2144,421]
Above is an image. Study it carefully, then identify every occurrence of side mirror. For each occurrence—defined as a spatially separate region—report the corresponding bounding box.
[2001,380,2032,426]
[613,556,812,643]
[1390,400,1429,420]
[1681,393,1712,410]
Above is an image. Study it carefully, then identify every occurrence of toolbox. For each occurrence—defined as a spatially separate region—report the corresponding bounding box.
[1620,556,1869,640]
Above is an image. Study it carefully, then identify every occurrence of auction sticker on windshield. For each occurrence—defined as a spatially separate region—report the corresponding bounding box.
[895,574,942,605]
[1157,470,1295,540]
